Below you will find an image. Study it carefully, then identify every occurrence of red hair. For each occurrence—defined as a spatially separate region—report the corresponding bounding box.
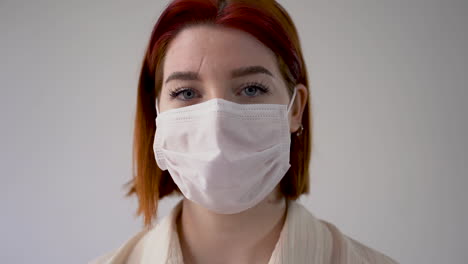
[126,0,312,227]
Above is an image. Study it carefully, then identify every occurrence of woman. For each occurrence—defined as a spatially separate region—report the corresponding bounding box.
[91,0,398,263]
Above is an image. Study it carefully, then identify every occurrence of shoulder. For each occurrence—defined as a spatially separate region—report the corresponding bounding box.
[288,201,399,264]
[87,229,150,264]
[319,219,399,264]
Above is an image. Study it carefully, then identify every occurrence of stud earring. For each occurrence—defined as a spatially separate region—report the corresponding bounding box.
[296,124,304,136]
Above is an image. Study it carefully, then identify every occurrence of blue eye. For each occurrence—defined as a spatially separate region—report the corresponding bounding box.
[169,82,271,101]
[241,83,271,97]
[181,89,195,99]
[244,86,258,96]
[169,87,198,101]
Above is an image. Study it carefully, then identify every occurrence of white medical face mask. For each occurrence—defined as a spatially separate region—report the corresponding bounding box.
[154,88,297,214]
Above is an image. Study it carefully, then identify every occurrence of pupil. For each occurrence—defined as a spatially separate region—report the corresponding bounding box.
[246,87,257,95]
[184,90,193,98]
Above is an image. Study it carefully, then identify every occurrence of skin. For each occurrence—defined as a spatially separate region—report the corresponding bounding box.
[158,25,308,264]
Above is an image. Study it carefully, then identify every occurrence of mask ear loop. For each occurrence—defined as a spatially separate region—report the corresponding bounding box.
[287,87,304,136]
[287,86,297,113]
[156,97,160,116]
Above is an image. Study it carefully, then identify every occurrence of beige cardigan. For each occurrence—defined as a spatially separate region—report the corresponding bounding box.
[90,200,398,264]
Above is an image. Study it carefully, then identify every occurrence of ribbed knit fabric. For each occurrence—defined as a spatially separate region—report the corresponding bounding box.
[89,200,398,264]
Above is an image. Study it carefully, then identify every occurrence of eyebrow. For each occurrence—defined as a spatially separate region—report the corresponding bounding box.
[164,65,273,84]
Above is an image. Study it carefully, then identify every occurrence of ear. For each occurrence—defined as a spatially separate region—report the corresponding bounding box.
[289,84,308,133]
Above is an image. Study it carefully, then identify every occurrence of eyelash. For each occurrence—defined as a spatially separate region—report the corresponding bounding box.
[168,87,196,99]
[241,81,271,95]
[168,81,271,100]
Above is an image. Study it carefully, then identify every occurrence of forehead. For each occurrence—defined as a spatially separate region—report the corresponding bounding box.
[162,25,280,79]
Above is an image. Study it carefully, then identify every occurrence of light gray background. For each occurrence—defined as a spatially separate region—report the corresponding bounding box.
[1,0,467,263]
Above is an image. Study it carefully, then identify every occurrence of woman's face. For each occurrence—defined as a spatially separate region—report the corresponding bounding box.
[158,25,305,132]
[157,24,307,205]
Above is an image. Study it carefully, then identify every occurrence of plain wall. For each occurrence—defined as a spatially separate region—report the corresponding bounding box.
[1,0,467,263]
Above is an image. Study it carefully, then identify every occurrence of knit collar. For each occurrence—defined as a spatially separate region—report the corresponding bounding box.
[135,199,332,264]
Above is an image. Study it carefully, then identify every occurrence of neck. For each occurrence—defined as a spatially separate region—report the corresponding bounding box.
[176,188,287,264]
